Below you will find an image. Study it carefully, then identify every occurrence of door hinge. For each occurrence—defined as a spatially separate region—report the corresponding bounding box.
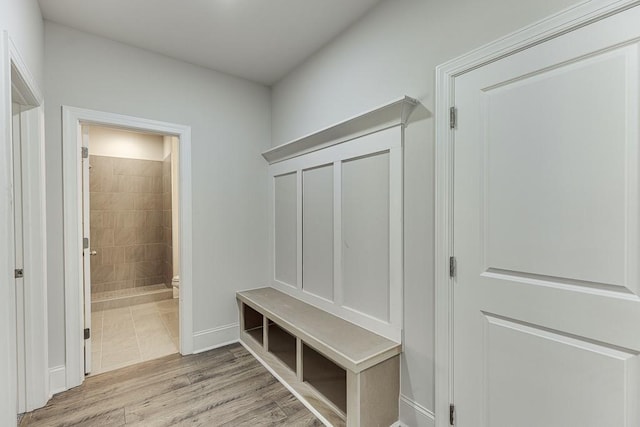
[84,328,90,340]
[450,404,455,425]
[14,268,24,279]
[81,146,89,159]
[449,106,457,129]
[449,256,457,278]
[83,237,89,249]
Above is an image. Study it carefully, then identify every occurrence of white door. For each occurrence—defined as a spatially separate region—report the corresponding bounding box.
[453,6,640,426]
[82,126,92,375]
[12,102,26,414]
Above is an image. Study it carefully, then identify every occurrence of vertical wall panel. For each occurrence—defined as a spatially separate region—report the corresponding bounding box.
[274,173,298,286]
[342,152,390,321]
[302,164,334,300]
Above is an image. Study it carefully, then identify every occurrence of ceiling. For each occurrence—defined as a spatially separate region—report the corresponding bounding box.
[38,0,383,85]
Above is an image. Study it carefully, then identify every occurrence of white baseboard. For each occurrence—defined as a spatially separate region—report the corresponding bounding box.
[398,394,435,427]
[48,365,66,397]
[192,323,239,354]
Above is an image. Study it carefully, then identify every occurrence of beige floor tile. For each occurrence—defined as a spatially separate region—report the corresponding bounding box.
[90,351,101,374]
[101,306,130,317]
[101,350,142,372]
[137,331,173,348]
[155,299,178,313]
[91,333,103,354]
[160,312,179,338]
[102,318,135,331]
[102,308,133,319]
[137,328,174,345]
[101,345,141,363]
[102,335,138,353]
[102,319,135,335]
[131,315,160,328]
[130,308,159,321]
[102,322,136,336]
[139,338,177,361]
[130,302,159,315]
[170,335,179,348]
[88,299,178,375]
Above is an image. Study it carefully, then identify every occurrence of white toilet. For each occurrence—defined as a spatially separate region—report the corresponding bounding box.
[172,275,180,299]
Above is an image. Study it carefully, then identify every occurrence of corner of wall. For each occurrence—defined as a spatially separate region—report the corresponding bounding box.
[399,394,436,427]
[192,323,239,354]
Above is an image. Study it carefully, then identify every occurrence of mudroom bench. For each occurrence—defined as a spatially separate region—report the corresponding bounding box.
[237,287,401,427]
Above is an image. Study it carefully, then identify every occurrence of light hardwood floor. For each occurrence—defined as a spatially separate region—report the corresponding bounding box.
[21,343,322,426]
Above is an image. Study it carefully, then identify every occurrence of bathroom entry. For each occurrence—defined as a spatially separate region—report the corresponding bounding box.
[82,125,181,375]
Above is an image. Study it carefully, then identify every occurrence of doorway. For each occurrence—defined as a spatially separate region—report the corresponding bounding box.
[2,33,49,423]
[62,107,193,390]
[82,125,181,375]
[435,3,640,426]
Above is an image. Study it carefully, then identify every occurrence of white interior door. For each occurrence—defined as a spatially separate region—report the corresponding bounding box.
[12,102,26,414]
[82,126,92,375]
[453,6,640,426]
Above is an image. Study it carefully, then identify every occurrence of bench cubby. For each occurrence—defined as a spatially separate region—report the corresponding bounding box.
[242,303,264,345]
[303,343,347,414]
[237,287,401,427]
[267,321,297,372]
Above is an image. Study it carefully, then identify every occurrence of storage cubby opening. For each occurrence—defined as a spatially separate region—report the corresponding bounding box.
[243,303,264,345]
[302,343,347,414]
[267,321,297,372]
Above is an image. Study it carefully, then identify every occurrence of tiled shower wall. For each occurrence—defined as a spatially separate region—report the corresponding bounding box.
[162,154,173,285]
[90,155,172,294]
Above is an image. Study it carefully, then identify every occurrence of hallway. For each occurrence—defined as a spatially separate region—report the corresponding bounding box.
[20,343,320,426]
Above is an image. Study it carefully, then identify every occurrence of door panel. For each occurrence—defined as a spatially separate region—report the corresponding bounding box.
[453,6,640,426]
[483,47,631,290]
[484,314,638,427]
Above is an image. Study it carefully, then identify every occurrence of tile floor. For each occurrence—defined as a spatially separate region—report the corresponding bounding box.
[90,298,179,375]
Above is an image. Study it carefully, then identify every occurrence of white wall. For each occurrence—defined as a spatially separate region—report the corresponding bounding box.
[88,125,165,161]
[44,22,271,368]
[0,2,43,424]
[0,0,43,89]
[271,0,579,424]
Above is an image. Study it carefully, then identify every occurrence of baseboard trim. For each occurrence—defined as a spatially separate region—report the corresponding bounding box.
[399,394,435,427]
[48,365,66,397]
[192,323,239,354]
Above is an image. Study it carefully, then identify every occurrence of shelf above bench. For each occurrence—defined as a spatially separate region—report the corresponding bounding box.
[262,96,419,164]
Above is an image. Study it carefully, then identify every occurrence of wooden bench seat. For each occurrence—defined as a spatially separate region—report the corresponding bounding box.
[237,287,401,427]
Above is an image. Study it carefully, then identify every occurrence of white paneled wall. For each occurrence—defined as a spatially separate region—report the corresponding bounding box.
[302,164,334,301]
[274,172,298,287]
[342,152,390,322]
[270,126,403,342]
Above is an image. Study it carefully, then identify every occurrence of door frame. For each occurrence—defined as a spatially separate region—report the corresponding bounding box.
[1,30,48,422]
[433,0,640,425]
[62,106,194,390]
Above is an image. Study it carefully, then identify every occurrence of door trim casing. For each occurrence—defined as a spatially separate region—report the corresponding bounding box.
[62,106,194,390]
[1,29,48,421]
[434,0,640,425]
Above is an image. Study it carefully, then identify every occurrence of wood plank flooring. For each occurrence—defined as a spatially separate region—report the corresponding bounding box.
[21,343,322,427]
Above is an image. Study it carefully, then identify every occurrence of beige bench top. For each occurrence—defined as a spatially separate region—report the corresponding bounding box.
[237,287,401,373]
